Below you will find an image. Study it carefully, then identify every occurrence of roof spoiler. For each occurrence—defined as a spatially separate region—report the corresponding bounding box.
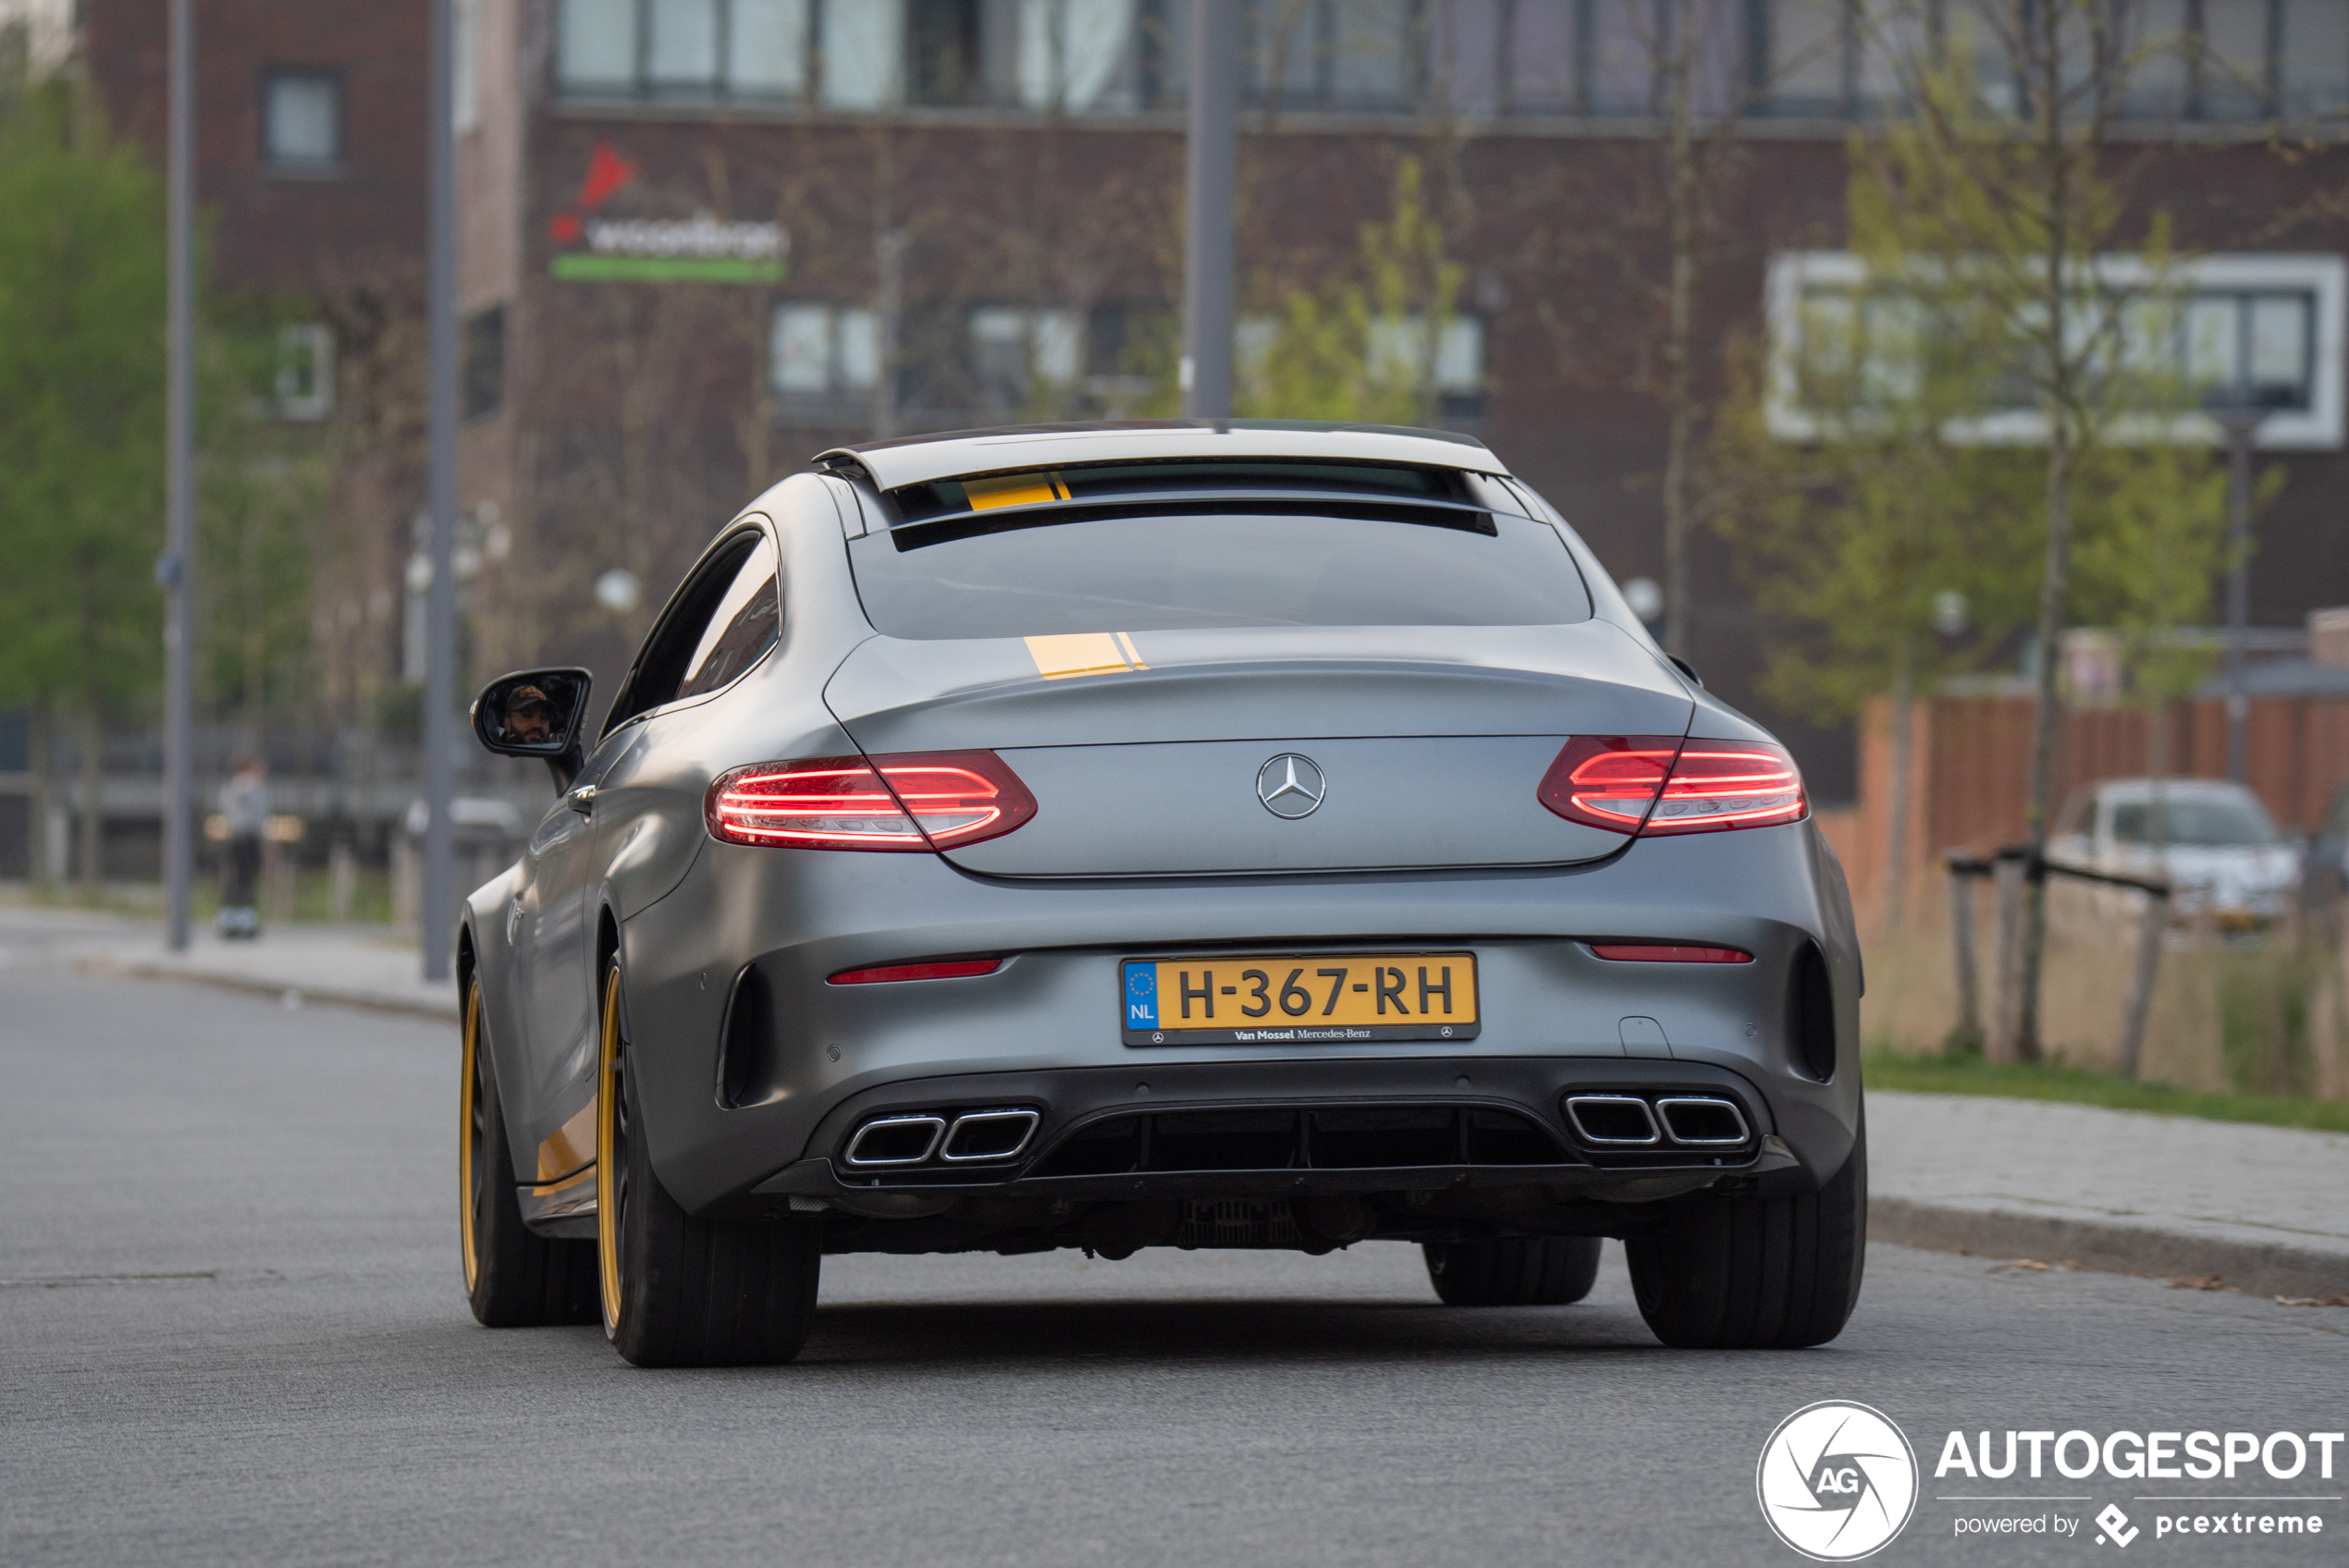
[811,419,1506,493]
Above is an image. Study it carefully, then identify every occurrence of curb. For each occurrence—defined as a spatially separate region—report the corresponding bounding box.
[72,956,460,1023]
[1872,1194,2349,1302]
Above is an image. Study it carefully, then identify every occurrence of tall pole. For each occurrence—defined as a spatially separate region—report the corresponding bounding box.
[422,0,459,982]
[2218,409,2262,785]
[161,0,195,952]
[872,227,905,440]
[1181,0,1236,421]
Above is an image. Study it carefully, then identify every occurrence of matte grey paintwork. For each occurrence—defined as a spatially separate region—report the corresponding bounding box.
[465,475,877,1172]
[613,821,1861,1216]
[955,736,1623,875]
[822,622,1691,752]
[457,435,1861,1233]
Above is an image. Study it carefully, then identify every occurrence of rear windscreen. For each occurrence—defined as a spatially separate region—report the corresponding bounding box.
[848,510,1593,637]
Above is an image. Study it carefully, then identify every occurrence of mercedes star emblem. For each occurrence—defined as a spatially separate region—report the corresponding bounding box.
[1256,753,1326,819]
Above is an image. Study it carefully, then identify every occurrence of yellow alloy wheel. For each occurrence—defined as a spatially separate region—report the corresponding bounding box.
[459,979,483,1294]
[595,966,624,1337]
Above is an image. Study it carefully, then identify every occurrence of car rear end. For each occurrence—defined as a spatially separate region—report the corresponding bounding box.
[620,423,1864,1347]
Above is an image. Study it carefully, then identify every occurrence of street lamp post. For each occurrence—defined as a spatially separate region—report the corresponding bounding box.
[2210,405,2266,785]
[422,0,459,982]
[161,0,195,952]
[1181,0,1237,421]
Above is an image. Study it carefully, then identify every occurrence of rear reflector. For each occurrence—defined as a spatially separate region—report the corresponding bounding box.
[1591,944,1753,963]
[1538,737,1805,837]
[707,752,1037,851]
[828,959,1002,985]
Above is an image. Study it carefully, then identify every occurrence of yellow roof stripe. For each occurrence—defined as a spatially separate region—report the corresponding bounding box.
[964,472,1069,510]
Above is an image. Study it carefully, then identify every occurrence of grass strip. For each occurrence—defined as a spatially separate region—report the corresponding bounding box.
[1863,1051,2349,1133]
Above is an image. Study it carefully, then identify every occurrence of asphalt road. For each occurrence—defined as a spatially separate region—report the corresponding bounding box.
[3,922,2342,1567]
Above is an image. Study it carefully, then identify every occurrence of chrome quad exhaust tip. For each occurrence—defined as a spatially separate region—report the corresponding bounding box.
[842,1114,947,1167]
[1654,1096,1751,1146]
[1564,1095,1662,1145]
[941,1109,1040,1162]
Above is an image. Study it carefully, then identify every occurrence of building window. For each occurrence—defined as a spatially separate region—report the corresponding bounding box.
[732,0,811,92]
[1245,0,1418,112]
[818,0,904,104]
[969,305,1083,410]
[1747,0,2349,125]
[1765,251,2347,450]
[263,71,341,168]
[649,0,722,89]
[771,302,879,405]
[558,0,638,89]
[1018,0,1152,110]
[558,0,817,101]
[463,306,507,421]
[274,324,335,421]
[454,0,482,131]
[2279,0,2349,118]
[906,0,983,104]
[542,0,2347,121]
[1414,0,1754,121]
[1371,312,1487,419]
[1236,310,1485,421]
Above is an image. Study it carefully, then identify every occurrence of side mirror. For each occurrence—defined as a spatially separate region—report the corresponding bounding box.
[472,668,594,790]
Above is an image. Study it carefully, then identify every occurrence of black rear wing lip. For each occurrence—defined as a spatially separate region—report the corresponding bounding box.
[873,489,1499,550]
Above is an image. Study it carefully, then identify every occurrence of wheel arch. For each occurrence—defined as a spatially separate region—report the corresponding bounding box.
[596,903,623,1023]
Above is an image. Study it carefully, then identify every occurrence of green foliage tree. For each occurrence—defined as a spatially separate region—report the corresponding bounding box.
[1852,6,2181,1059]
[0,71,166,887]
[200,315,329,753]
[0,66,322,889]
[1238,158,1464,425]
[1713,312,2042,931]
[1728,7,2241,1057]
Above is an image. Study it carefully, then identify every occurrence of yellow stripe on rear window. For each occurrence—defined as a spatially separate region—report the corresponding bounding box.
[963,472,1068,510]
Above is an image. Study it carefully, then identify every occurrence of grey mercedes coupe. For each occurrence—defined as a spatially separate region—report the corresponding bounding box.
[457,421,1865,1367]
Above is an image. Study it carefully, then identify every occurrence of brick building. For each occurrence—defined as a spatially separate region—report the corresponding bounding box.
[73,0,2349,809]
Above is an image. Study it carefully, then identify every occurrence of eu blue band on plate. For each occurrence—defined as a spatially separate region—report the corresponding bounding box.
[1124,962,1158,1029]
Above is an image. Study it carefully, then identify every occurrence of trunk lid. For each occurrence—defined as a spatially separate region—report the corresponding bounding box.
[822,622,1693,876]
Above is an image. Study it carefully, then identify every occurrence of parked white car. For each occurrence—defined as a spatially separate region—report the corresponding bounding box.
[2048,778,2299,930]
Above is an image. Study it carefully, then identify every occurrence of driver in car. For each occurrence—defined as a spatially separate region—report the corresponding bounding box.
[505,685,556,746]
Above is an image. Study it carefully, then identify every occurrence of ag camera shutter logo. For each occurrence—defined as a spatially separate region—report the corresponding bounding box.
[1757,1401,1920,1561]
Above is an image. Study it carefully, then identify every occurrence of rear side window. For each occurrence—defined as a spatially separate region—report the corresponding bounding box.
[603,530,777,734]
[676,538,781,700]
[848,508,1592,638]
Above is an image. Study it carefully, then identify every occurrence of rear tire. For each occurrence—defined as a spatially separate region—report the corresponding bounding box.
[461,975,598,1327]
[1624,1121,1866,1349]
[1422,1235,1603,1305]
[597,961,821,1367]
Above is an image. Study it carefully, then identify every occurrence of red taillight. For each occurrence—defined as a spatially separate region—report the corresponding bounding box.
[1591,944,1754,963]
[1538,737,1805,837]
[1645,741,1807,834]
[1537,736,1681,831]
[829,959,1002,985]
[706,752,1038,851]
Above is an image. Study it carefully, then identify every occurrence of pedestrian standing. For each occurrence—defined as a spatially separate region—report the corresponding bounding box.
[217,755,268,938]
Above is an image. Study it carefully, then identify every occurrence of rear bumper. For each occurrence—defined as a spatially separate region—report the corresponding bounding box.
[736,1055,1808,1214]
[617,821,1863,1221]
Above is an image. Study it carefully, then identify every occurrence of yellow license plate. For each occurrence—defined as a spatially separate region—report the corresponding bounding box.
[1121,953,1479,1046]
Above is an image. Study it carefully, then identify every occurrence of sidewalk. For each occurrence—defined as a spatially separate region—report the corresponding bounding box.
[1868,1091,2348,1301]
[0,904,458,1020]
[5,906,2342,1300]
